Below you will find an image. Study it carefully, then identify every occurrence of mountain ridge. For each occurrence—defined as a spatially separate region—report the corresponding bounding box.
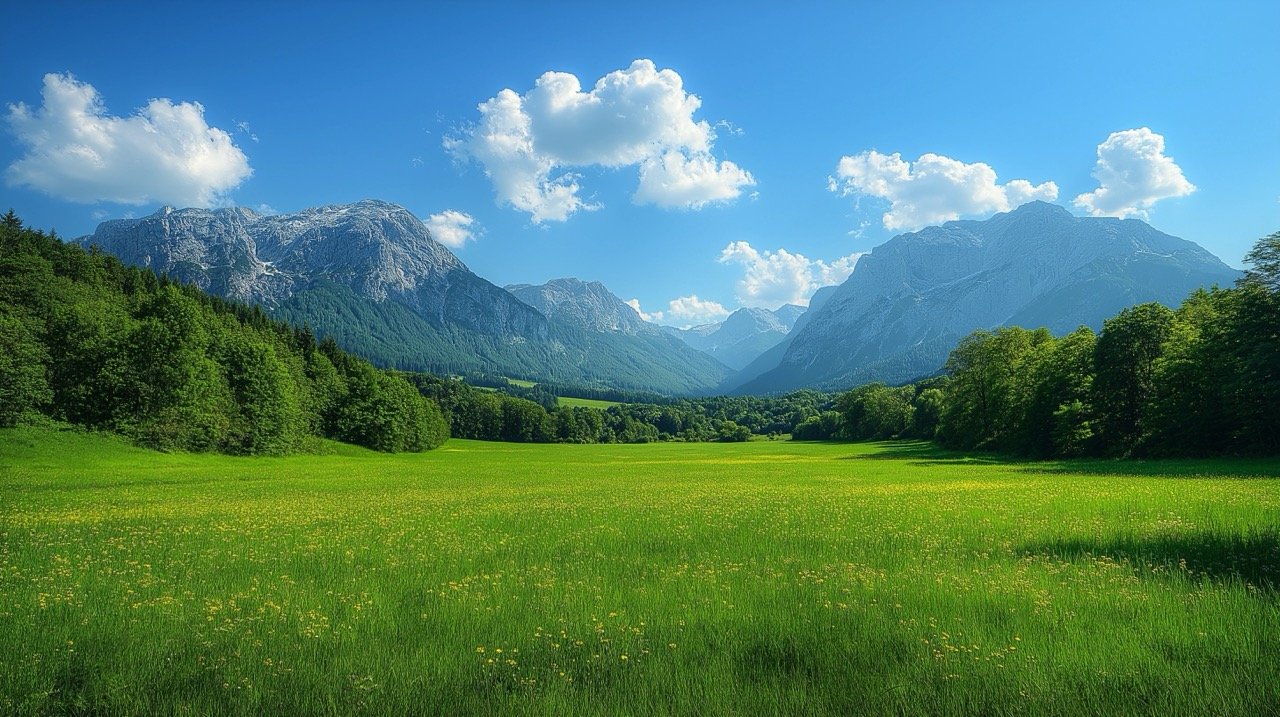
[505,277,659,336]
[666,305,806,370]
[78,201,730,394]
[727,201,1240,394]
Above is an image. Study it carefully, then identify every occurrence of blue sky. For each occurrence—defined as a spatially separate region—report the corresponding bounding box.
[3,1,1278,325]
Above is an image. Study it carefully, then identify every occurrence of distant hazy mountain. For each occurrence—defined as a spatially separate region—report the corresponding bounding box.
[78,201,729,394]
[669,304,806,370]
[506,278,657,335]
[771,304,807,329]
[727,201,1241,394]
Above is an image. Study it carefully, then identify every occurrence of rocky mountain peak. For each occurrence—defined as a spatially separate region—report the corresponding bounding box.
[75,200,548,343]
[727,201,1241,394]
[76,201,731,394]
[505,277,656,335]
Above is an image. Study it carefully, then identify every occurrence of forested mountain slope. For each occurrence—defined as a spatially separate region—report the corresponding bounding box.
[730,202,1240,393]
[78,202,729,394]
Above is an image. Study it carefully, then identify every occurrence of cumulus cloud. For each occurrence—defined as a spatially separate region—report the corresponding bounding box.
[5,73,252,207]
[425,209,480,248]
[829,150,1058,231]
[446,59,754,222]
[625,298,663,323]
[665,294,730,325]
[634,151,756,209]
[628,296,731,327]
[718,241,863,308]
[1073,128,1195,218]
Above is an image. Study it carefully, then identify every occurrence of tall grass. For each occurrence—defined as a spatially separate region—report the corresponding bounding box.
[1,424,1277,715]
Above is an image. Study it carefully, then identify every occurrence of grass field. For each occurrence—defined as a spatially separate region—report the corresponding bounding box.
[557,396,623,409]
[1,424,1278,716]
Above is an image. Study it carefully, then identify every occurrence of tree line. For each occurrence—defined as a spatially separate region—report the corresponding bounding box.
[0,211,447,454]
[403,373,832,444]
[8,207,1270,459]
[806,230,1280,458]
[0,210,836,452]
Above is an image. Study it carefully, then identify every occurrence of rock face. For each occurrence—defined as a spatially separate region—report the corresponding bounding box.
[670,305,806,370]
[506,278,657,335]
[728,201,1241,394]
[81,200,545,338]
[78,201,730,394]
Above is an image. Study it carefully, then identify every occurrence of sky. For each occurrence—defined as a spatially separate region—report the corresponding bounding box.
[3,1,1278,326]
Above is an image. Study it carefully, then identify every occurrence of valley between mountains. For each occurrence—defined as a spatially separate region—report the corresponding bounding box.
[77,199,1239,396]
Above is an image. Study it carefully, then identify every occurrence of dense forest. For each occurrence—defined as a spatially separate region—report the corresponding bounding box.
[0,210,831,451]
[404,373,831,444]
[805,230,1280,457]
[0,212,448,454]
[3,210,1274,458]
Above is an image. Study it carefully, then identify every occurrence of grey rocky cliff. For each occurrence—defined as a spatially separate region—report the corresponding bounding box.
[77,201,730,393]
[79,200,547,339]
[505,278,658,336]
[729,201,1241,393]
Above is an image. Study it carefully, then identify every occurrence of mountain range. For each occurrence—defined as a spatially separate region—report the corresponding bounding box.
[78,199,1241,397]
[506,278,657,336]
[664,305,804,370]
[76,201,730,394]
[725,201,1241,393]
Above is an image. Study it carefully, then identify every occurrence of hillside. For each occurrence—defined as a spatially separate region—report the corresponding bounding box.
[668,305,805,370]
[77,202,729,394]
[729,202,1241,393]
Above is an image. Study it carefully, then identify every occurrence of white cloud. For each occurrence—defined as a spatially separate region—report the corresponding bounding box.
[5,73,252,207]
[830,150,1058,231]
[625,298,663,323]
[446,59,754,222]
[718,241,863,308]
[425,209,480,248]
[634,151,755,209]
[665,294,730,325]
[1073,128,1195,219]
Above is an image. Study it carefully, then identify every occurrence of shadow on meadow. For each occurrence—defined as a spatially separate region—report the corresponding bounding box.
[838,441,982,462]
[1020,458,1280,480]
[840,440,1280,480]
[1021,530,1280,593]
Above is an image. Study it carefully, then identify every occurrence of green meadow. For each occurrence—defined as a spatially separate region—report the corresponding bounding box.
[556,396,623,410]
[1,425,1277,716]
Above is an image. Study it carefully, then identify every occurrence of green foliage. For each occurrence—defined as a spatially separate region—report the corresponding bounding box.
[910,387,944,439]
[220,333,306,454]
[824,226,1280,459]
[0,213,448,454]
[937,327,1052,450]
[715,420,752,442]
[0,309,51,426]
[833,384,897,439]
[1016,327,1097,457]
[1093,303,1175,454]
[500,395,554,443]
[120,286,234,451]
[1240,229,1280,292]
[402,371,834,445]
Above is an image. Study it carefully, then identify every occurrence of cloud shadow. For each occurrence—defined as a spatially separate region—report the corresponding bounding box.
[1021,530,1280,593]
